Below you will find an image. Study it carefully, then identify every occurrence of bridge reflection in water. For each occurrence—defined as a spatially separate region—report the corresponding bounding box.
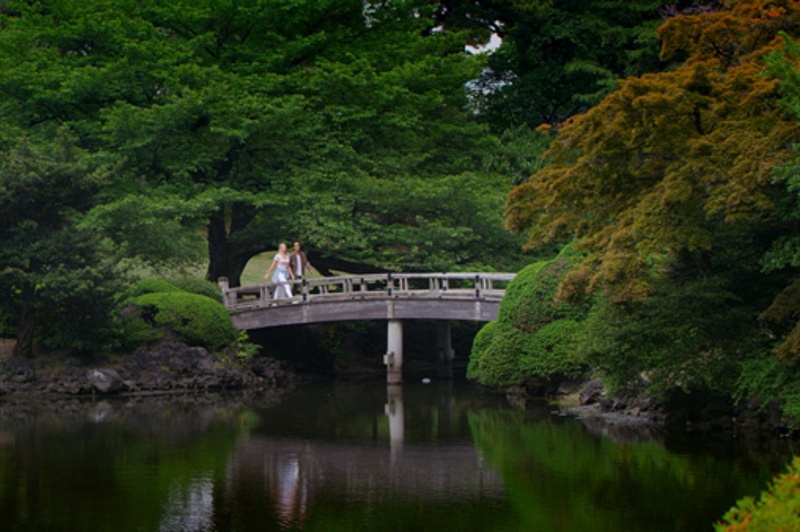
[220,272,515,383]
[224,384,505,529]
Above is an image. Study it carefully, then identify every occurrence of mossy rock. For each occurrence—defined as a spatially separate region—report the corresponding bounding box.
[128,291,237,351]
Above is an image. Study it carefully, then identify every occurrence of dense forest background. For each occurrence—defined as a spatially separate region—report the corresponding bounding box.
[4,0,800,422]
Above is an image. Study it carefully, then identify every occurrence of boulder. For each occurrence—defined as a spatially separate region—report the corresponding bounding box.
[579,379,604,405]
[87,368,125,394]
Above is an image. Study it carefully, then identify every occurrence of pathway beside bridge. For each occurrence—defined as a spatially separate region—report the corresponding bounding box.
[220,272,514,383]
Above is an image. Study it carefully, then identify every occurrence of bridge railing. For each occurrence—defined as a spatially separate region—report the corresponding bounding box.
[221,272,515,310]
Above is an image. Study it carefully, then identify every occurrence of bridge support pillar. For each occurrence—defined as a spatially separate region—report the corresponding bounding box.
[384,319,403,384]
[436,321,454,379]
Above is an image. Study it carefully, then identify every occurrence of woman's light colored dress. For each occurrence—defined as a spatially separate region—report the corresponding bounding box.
[272,253,292,299]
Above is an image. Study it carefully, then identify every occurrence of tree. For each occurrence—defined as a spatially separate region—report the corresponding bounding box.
[0,0,524,287]
[0,131,119,357]
[751,32,800,363]
[506,0,800,303]
[468,0,723,130]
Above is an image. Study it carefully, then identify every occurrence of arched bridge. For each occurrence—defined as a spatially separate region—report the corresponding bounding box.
[220,273,514,383]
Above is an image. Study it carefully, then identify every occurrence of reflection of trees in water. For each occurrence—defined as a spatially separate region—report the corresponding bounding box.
[0,393,277,531]
[226,438,506,507]
[469,409,798,532]
[215,383,509,528]
[11,384,769,530]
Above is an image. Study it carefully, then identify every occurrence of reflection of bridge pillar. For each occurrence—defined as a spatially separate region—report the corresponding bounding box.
[385,384,404,457]
[435,321,454,379]
[384,320,403,384]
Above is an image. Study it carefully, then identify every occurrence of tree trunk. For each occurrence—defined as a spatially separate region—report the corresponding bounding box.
[206,211,233,285]
[205,204,263,288]
[13,299,35,358]
[205,203,390,285]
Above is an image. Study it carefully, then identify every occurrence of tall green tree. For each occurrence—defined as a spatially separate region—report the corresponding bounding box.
[0,131,119,357]
[467,0,722,129]
[0,0,525,287]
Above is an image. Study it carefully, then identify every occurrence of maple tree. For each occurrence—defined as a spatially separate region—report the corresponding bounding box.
[506,0,800,303]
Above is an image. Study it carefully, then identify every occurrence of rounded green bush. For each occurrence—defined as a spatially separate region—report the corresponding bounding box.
[519,319,585,378]
[168,276,223,302]
[126,278,182,298]
[496,261,548,325]
[468,320,500,381]
[130,291,237,350]
[469,246,591,388]
[468,321,528,388]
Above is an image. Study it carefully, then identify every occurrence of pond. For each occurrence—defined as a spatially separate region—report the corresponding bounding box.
[0,381,793,531]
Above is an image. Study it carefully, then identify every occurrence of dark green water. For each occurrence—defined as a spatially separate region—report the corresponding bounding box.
[0,381,793,531]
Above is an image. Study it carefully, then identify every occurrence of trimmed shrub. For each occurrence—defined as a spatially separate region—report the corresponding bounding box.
[467,320,500,381]
[716,456,800,531]
[168,276,223,302]
[519,319,585,379]
[468,322,528,388]
[496,260,549,325]
[469,249,591,389]
[128,291,237,351]
[126,278,182,298]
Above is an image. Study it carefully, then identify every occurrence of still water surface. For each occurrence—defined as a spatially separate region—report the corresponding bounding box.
[0,381,793,531]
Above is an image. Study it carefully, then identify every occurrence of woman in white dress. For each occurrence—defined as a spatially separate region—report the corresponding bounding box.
[264,243,294,299]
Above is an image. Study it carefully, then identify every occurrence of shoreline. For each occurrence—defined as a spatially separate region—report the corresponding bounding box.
[0,340,299,398]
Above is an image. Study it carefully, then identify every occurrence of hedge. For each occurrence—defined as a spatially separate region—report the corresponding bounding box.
[128,291,237,351]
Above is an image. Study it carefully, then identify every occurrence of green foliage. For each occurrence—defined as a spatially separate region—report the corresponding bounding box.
[167,276,222,302]
[495,261,549,325]
[469,250,591,388]
[578,271,766,397]
[229,330,260,363]
[481,2,800,425]
[467,321,527,387]
[716,456,800,531]
[125,279,182,298]
[0,0,525,287]
[519,320,585,379]
[506,1,800,303]
[82,193,207,271]
[127,292,237,351]
[736,354,800,423]
[472,0,672,129]
[0,130,123,356]
[757,34,800,363]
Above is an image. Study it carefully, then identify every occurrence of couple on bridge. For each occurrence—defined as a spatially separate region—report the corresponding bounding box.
[264,242,313,299]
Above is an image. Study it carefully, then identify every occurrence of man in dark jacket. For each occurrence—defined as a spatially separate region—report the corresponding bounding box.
[289,241,312,279]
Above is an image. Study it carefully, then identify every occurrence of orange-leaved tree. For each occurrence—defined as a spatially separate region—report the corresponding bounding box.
[506,0,800,303]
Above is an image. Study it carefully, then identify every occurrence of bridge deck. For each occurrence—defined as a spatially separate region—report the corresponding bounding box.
[221,272,514,329]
